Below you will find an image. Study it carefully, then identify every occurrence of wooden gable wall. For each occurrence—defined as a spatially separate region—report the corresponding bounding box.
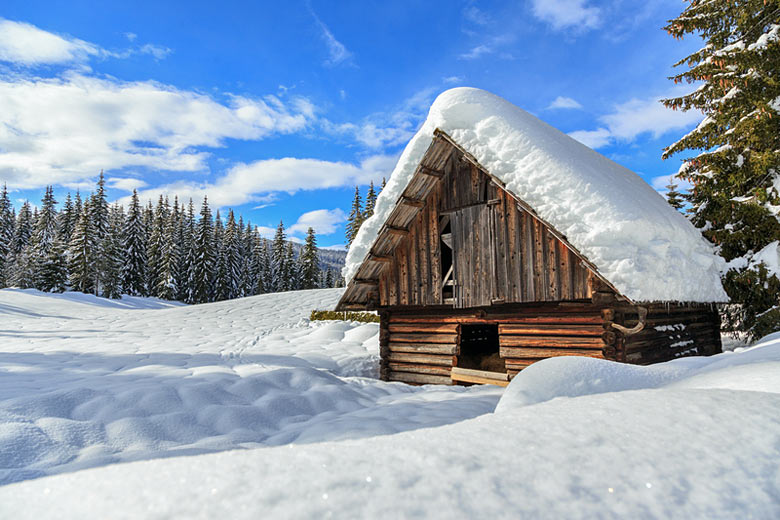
[377,151,594,308]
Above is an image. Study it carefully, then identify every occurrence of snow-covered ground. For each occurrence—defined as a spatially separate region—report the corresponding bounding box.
[0,288,779,518]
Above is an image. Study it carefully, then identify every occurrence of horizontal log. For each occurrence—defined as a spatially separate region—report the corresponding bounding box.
[451,370,510,387]
[388,342,459,355]
[388,371,453,386]
[498,324,603,336]
[389,323,459,334]
[388,362,452,376]
[388,315,603,325]
[504,360,537,370]
[386,352,455,366]
[451,367,509,382]
[499,335,604,348]
[390,333,458,344]
[500,347,603,359]
[385,226,409,236]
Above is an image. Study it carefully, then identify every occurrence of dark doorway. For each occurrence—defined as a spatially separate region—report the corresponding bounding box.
[457,324,506,373]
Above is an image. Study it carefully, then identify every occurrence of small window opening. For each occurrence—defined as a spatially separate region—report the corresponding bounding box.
[457,324,506,373]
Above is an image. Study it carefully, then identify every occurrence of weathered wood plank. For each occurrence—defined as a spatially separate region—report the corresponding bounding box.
[499,335,604,348]
[389,323,459,333]
[388,342,459,355]
[391,332,459,344]
[500,346,604,358]
[498,324,604,336]
[388,371,453,385]
[386,352,455,366]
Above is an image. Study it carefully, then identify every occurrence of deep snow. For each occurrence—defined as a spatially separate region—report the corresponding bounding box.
[0,288,778,519]
[344,88,727,303]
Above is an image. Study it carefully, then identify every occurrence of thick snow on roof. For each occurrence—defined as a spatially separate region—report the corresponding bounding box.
[344,88,727,303]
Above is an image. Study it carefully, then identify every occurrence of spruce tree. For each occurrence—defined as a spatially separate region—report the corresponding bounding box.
[270,220,287,293]
[345,186,364,248]
[665,181,686,211]
[146,195,169,296]
[100,204,125,299]
[250,232,267,295]
[122,190,147,296]
[180,199,197,303]
[663,1,780,340]
[300,227,320,290]
[191,196,215,303]
[284,241,297,291]
[68,200,96,294]
[12,201,33,256]
[37,235,68,293]
[365,181,377,219]
[58,192,76,244]
[156,199,181,300]
[221,210,242,300]
[213,210,227,301]
[31,186,58,290]
[0,184,14,288]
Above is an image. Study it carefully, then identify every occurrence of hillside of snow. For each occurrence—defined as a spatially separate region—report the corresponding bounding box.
[0,288,779,518]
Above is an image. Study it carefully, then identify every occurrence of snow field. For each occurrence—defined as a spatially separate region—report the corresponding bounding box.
[0,288,501,485]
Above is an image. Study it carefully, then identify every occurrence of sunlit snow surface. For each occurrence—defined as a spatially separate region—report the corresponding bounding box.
[1,289,779,518]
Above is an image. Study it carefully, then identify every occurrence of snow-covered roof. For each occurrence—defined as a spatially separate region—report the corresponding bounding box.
[344,88,727,303]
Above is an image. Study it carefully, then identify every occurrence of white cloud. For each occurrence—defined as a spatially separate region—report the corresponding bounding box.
[458,34,515,61]
[568,128,612,149]
[548,96,582,110]
[442,75,464,84]
[124,32,137,42]
[463,6,492,27]
[311,11,354,67]
[288,208,347,236]
[651,174,692,192]
[530,0,601,31]
[123,154,396,209]
[459,44,492,60]
[568,90,703,149]
[107,177,148,192]
[138,44,172,60]
[0,19,100,65]
[0,73,316,189]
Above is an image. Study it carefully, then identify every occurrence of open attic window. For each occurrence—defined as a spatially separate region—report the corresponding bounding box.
[439,216,453,304]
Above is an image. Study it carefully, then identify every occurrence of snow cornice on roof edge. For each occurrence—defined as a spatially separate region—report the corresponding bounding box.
[343,88,728,303]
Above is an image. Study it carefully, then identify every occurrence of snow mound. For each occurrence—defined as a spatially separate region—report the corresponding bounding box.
[344,88,726,303]
[497,333,780,412]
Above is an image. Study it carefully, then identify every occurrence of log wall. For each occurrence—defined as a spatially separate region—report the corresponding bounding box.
[380,303,722,385]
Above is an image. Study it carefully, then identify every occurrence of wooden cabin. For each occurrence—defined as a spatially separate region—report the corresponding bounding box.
[336,128,723,387]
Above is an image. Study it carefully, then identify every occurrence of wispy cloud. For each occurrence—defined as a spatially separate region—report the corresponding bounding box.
[442,75,464,85]
[568,89,703,149]
[310,9,354,67]
[121,154,395,209]
[288,208,346,236]
[462,6,492,27]
[547,96,582,110]
[0,73,316,189]
[0,18,101,65]
[530,0,601,31]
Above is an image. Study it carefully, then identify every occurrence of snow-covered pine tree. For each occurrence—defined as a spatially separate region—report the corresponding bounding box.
[10,201,34,287]
[180,199,197,303]
[90,171,109,242]
[213,210,228,301]
[191,196,216,303]
[12,201,33,257]
[221,210,242,300]
[250,231,267,295]
[662,1,780,340]
[665,181,686,211]
[155,199,181,301]
[72,191,83,235]
[58,192,76,244]
[146,195,169,297]
[284,241,298,291]
[300,227,320,290]
[37,234,68,293]
[122,190,147,296]
[237,217,253,297]
[324,268,334,288]
[270,221,287,293]
[99,204,125,300]
[0,184,14,287]
[365,181,377,219]
[345,186,364,248]
[68,200,96,294]
[31,186,59,291]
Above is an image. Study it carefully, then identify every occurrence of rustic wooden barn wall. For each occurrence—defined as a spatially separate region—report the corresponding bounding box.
[377,152,593,308]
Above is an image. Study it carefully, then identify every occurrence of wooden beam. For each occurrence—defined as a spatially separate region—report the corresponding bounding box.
[399,196,424,208]
[353,278,379,286]
[385,225,409,236]
[420,166,444,178]
[368,254,392,263]
[450,367,510,387]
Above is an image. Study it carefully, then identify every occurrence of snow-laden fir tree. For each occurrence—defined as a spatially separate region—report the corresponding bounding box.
[665,181,686,211]
[58,192,76,244]
[99,204,125,299]
[10,202,34,287]
[122,190,147,296]
[250,232,267,295]
[345,186,364,248]
[269,220,287,293]
[12,201,33,257]
[237,217,253,297]
[299,227,320,289]
[179,199,197,303]
[365,181,377,220]
[0,184,14,287]
[221,210,242,300]
[662,1,780,339]
[68,200,97,294]
[31,187,60,290]
[37,234,68,293]
[324,268,334,289]
[90,171,109,242]
[213,210,228,301]
[191,196,215,304]
[146,195,169,296]
[155,199,181,301]
[72,191,83,234]
[285,241,298,291]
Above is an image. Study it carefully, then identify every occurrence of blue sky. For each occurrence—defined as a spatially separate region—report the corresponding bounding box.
[0,0,702,247]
